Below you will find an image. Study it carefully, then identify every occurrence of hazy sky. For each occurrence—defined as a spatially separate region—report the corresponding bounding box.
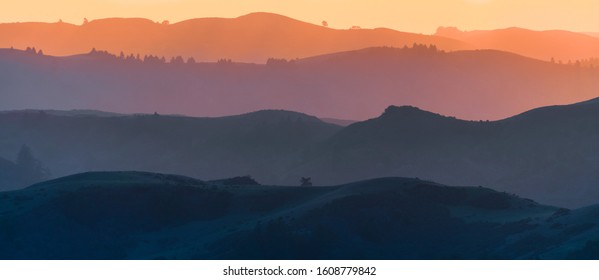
[2,0,598,33]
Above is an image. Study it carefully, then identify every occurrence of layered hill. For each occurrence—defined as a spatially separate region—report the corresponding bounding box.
[2,46,599,121]
[436,27,599,62]
[0,109,340,190]
[0,13,470,63]
[585,32,599,38]
[292,99,599,208]
[4,171,598,260]
[3,13,599,64]
[4,97,599,207]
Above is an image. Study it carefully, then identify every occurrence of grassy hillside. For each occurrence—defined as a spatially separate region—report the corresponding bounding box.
[3,171,596,259]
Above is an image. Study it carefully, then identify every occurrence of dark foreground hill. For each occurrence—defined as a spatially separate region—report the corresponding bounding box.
[1,171,598,260]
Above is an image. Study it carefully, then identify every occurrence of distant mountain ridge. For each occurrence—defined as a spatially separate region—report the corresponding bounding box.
[0,12,471,63]
[2,46,598,121]
[2,12,598,64]
[436,26,599,62]
[0,109,125,117]
[319,118,357,127]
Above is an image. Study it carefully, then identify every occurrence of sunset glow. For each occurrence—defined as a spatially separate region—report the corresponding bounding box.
[2,0,599,33]
[5,0,599,265]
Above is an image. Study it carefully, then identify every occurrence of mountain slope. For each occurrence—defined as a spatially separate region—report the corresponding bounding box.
[0,109,340,185]
[436,27,599,62]
[2,46,599,121]
[4,171,592,260]
[292,99,599,208]
[4,97,599,207]
[319,118,357,127]
[0,13,471,63]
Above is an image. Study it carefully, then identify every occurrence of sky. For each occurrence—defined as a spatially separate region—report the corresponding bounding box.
[1,0,598,34]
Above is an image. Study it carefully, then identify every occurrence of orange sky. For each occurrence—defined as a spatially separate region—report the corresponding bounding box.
[2,0,598,33]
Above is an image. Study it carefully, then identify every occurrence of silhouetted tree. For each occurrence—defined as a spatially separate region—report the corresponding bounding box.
[143,55,165,64]
[162,20,170,25]
[266,58,289,66]
[126,53,138,62]
[16,145,49,184]
[170,56,185,64]
[322,20,328,27]
[25,47,37,54]
[83,18,89,25]
[186,57,196,64]
[300,177,312,187]
[17,145,35,169]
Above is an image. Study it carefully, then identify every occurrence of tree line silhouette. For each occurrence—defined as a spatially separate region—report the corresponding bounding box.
[15,44,599,68]
[550,57,599,68]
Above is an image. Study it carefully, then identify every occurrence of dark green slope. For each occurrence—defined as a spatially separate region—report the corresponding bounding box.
[4,171,596,260]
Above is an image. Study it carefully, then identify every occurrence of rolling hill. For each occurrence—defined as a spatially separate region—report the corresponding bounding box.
[2,46,599,121]
[0,13,471,63]
[0,108,340,190]
[3,12,598,65]
[292,99,599,208]
[4,171,598,259]
[436,27,599,62]
[585,32,599,38]
[4,97,599,207]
